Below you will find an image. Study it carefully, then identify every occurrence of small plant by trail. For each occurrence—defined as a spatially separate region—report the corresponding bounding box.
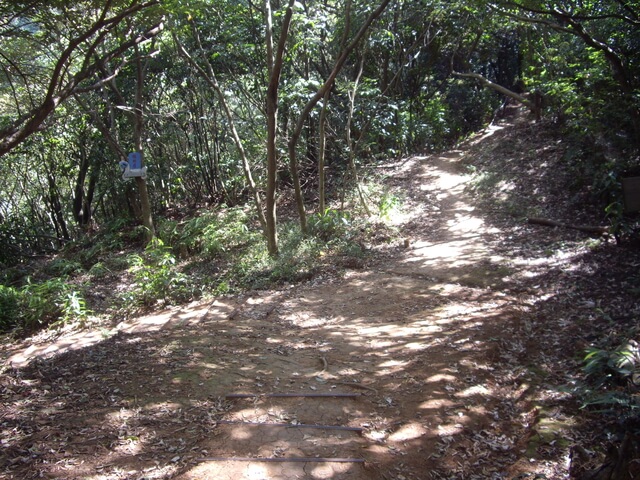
[123,238,195,308]
[582,339,640,413]
[308,208,352,241]
[0,278,89,334]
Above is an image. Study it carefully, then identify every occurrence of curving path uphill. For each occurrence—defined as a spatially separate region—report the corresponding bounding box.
[3,121,558,479]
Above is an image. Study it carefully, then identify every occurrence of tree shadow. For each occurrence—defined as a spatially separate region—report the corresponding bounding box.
[1,269,539,480]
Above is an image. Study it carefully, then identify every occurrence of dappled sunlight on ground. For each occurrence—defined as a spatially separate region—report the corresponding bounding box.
[2,114,596,479]
[5,300,233,368]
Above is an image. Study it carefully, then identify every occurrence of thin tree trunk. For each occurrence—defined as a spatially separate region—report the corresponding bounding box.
[72,145,91,227]
[173,33,267,233]
[133,44,155,243]
[287,0,393,234]
[318,88,331,214]
[346,53,371,216]
[527,217,608,235]
[45,168,70,242]
[264,0,296,256]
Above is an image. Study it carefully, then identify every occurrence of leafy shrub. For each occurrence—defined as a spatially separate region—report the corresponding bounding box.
[124,238,194,307]
[584,340,640,388]
[0,285,21,332]
[378,192,400,220]
[0,278,89,333]
[87,261,110,278]
[605,198,640,244]
[157,207,259,259]
[46,258,84,276]
[308,208,352,241]
[21,278,89,329]
[224,216,367,290]
[202,207,258,257]
[157,214,212,257]
[580,339,640,414]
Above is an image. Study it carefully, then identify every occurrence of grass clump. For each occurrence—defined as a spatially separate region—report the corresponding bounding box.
[224,212,367,291]
[0,278,89,334]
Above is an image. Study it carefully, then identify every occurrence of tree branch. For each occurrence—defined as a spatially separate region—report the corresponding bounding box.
[0,13,163,157]
[452,71,536,111]
[287,0,393,232]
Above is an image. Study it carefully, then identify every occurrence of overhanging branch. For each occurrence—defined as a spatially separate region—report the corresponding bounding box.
[0,18,163,158]
[453,71,539,117]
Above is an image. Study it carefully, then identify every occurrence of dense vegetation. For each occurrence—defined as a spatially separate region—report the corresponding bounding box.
[0,0,637,345]
[0,1,638,322]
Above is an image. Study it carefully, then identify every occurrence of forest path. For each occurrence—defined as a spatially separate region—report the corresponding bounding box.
[3,121,541,479]
[386,145,508,287]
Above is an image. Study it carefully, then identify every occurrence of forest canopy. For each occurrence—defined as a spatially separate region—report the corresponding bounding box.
[0,0,638,264]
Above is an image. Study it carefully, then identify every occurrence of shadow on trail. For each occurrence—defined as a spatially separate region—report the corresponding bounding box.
[3,112,619,479]
[1,270,526,480]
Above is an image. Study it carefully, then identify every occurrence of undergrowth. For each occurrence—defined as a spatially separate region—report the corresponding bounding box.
[0,184,399,334]
[0,278,89,334]
[579,336,640,418]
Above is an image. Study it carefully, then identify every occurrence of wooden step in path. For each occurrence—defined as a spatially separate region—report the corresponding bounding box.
[196,391,370,468]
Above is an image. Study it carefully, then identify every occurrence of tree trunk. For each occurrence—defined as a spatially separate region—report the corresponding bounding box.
[264,0,296,256]
[72,147,91,227]
[453,71,541,119]
[346,53,371,216]
[173,32,267,233]
[71,140,100,229]
[318,88,331,214]
[527,217,609,235]
[132,44,155,244]
[287,0,393,234]
[46,170,70,243]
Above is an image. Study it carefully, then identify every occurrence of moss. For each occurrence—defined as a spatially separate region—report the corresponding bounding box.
[526,407,576,457]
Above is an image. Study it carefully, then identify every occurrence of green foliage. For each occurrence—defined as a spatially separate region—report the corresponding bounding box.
[46,258,84,276]
[87,261,110,278]
[59,290,89,326]
[123,238,194,308]
[378,192,400,220]
[220,214,367,291]
[0,285,21,332]
[0,278,89,333]
[21,278,89,329]
[445,81,500,142]
[596,171,640,243]
[308,208,352,241]
[605,200,639,244]
[584,341,640,387]
[201,208,257,257]
[158,215,209,257]
[411,93,451,152]
[579,339,640,414]
[158,207,260,259]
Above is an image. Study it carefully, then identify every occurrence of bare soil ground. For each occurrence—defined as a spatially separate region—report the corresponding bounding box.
[2,109,639,479]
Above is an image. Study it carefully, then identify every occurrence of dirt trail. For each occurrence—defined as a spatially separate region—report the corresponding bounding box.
[2,124,545,479]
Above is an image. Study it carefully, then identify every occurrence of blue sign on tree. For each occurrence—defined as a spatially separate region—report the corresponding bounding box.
[119,151,147,180]
[128,152,142,170]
